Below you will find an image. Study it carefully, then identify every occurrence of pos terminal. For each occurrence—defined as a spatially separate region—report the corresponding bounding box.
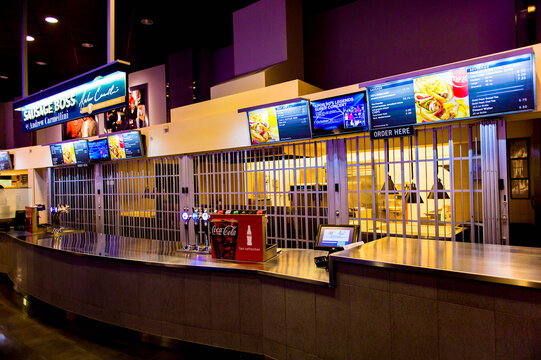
[313,224,359,270]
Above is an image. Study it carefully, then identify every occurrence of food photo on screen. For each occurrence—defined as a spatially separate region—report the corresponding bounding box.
[414,70,470,123]
[108,135,126,160]
[61,143,76,164]
[248,108,279,144]
[63,116,98,140]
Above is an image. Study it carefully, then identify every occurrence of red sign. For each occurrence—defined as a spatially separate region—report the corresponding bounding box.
[210,214,265,262]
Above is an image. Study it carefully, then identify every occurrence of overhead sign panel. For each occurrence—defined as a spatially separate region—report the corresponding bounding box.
[13,61,129,132]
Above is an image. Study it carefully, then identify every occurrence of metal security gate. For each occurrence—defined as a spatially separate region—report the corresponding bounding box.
[50,166,96,232]
[192,141,330,248]
[341,122,501,243]
[48,121,507,247]
[101,157,183,241]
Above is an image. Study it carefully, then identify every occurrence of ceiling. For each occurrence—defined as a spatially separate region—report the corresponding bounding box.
[0,0,359,103]
[0,0,262,102]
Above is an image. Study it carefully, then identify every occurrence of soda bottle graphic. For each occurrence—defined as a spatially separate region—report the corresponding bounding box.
[247,225,252,246]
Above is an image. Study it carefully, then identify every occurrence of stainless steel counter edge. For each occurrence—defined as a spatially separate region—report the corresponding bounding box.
[0,231,330,286]
[329,237,541,289]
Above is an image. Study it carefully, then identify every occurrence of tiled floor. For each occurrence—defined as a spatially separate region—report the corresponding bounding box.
[0,275,261,359]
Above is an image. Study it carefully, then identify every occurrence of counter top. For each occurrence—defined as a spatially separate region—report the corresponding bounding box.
[331,237,541,289]
[2,230,330,286]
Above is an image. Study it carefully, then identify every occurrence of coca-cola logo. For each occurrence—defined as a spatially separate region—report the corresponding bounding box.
[211,224,237,237]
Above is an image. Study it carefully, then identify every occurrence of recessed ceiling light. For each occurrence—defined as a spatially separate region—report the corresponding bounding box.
[26,35,35,41]
[36,61,47,66]
[0,75,8,80]
[81,42,94,48]
[45,16,58,23]
[141,18,154,25]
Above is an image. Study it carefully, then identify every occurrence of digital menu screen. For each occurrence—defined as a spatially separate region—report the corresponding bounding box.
[50,140,89,166]
[368,52,535,129]
[88,139,110,162]
[310,91,368,137]
[247,99,312,145]
[368,79,416,129]
[0,151,13,171]
[107,131,143,160]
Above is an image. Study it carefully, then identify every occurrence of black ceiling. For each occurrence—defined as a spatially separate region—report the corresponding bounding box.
[0,0,360,103]
[0,0,263,102]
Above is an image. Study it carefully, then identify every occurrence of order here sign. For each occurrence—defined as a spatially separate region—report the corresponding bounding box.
[370,125,415,140]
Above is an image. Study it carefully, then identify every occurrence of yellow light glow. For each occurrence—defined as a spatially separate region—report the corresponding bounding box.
[528,5,536,13]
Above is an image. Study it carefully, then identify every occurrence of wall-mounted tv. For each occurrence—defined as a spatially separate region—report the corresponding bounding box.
[367,51,536,130]
[0,151,13,171]
[107,131,144,160]
[247,99,312,145]
[310,91,368,137]
[50,139,90,166]
[88,138,110,162]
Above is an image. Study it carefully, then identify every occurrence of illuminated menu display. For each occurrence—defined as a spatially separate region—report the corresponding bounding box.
[88,139,110,162]
[0,151,12,171]
[311,91,368,137]
[108,131,143,160]
[50,140,89,166]
[248,99,311,145]
[467,55,535,116]
[368,79,416,128]
[367,52,535,129]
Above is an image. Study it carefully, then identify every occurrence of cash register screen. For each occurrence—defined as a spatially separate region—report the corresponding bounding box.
[315,225,358,250]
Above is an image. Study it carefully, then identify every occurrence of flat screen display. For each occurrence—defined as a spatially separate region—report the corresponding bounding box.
[0,151,13,171]
[107,131,144,160]
[88,139,110,162]
[311,91,368,137]
[368,79,417,129]
[368,52,536,129]
[315,225,359,251]
[248,99,312,145]
[50,139,89,166]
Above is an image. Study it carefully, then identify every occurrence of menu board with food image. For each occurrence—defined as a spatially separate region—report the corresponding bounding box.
[49,139,89,166]
[107,131,143,160]
[367,52,535,129]
[248,99,311,145]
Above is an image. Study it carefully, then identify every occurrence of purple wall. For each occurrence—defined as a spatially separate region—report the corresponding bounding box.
[233,0,288,76]
[168,50,194,109]
[214,46,235,85]
[304,0,517,89]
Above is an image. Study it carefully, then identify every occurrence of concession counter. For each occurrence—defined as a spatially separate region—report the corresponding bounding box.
[1,230,540,359]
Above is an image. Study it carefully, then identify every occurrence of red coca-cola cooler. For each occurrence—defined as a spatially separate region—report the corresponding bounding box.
[210,214,277,262]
